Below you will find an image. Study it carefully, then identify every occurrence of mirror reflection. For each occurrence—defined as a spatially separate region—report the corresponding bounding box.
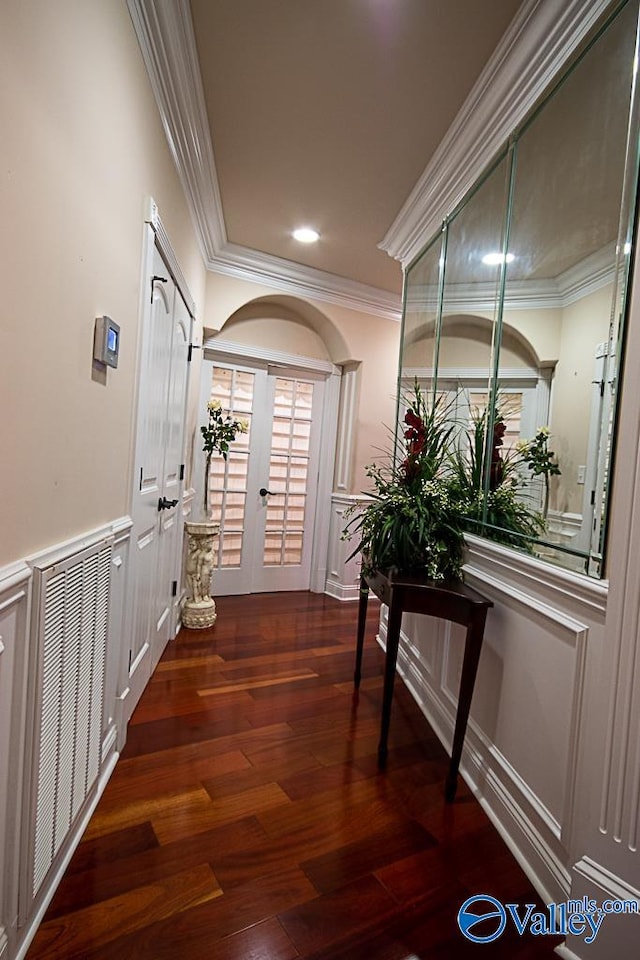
[400,0,639,577]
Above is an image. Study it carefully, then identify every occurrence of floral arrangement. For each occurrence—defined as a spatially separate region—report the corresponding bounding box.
[343,382,466,581]
[344,385,562,577]
[201,400,248,515]
[449,402,560,547]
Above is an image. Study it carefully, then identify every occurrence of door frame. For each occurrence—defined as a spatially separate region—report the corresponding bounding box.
[202,337,341,593]
[120,199,195,739]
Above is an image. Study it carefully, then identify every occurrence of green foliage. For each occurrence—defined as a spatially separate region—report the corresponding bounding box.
[343,383,466,581]
[448,401,546,547]
[343,385,562,575]
[201,400,247,460]
[201,400,248,515]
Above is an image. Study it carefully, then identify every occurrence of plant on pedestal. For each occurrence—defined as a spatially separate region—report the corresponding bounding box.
[182,400,247,629]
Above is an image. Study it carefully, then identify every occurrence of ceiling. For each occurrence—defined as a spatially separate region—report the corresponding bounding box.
[183,0,523,302]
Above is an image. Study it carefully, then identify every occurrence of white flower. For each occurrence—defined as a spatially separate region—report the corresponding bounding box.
[207,399,222,411]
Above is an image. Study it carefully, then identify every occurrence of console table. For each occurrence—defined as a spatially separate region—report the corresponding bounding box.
[354,568,492,801]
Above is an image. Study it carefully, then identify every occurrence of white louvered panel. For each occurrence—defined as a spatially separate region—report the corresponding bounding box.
[88,547,110,783]
[72,555,98,821]
[53,563,83,857]
[32,572,65,896]
[30,538,113,901]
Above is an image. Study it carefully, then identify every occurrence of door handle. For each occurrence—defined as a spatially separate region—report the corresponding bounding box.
[259,487,274,497]
[158,496,179,511]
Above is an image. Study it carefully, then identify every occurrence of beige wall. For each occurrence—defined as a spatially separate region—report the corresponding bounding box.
[203,272,401,493]
[550,284,613,515]
[0,0,206,566]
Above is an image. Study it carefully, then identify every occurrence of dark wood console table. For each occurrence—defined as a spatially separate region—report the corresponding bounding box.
[354,568,492,801]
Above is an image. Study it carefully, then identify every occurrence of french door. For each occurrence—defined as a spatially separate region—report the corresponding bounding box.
[197,356,327,594]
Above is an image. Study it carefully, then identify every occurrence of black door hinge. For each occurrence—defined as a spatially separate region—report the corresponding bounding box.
[171,580,178,597]
[179,463,185,481]
[139,466,143,491]
[591,489,596,506]
[187,343,194,362]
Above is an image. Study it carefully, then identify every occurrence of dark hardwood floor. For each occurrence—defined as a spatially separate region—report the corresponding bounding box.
[26,592,561,958]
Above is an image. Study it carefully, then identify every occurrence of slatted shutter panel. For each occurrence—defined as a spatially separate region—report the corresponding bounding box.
[29,539,112,900]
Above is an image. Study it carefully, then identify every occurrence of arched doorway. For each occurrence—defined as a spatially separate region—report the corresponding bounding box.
[195,296,346,595]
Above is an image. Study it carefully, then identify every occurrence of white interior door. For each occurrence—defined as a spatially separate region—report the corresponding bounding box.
[198,358,326,595]
[129,243,191,711]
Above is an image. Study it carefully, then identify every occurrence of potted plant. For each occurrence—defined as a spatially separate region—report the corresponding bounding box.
[183,399,247,629]
[343,382,466,582]
[448,400,551,549]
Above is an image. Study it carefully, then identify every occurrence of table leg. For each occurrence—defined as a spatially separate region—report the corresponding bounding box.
[353,575,369,688]
[445,616,486,801]
[377,596,403,769]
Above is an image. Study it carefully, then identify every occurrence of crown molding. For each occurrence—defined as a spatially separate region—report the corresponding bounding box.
[127,0,401,322]
[209,243,401,321]
[127,0,226,256]
[405,243,617,313]
[380,0,616,268]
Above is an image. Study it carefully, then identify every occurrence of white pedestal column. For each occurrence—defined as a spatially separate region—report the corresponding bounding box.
[182,521,218,629]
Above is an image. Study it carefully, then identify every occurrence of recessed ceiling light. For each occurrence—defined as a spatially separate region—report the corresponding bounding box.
[293,227,320,244]
[482,252,515,265]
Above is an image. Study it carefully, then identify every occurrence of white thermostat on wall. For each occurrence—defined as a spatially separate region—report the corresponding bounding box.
[94,315,120,368]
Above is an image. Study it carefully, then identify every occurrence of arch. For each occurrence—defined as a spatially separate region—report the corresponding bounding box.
[218,294,351,364]
[402,313,542,369]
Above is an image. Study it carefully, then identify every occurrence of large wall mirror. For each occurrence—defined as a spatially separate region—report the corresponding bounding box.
[400,0,640,577]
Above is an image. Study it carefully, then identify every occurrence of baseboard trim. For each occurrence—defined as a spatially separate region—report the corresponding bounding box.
[324,577,359,601]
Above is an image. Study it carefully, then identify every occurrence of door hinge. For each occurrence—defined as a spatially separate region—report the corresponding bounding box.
[151,274,168,303]
[591,489,596,506]
[171,580,178,597]
[600,380,605,397]
[179,463,185,481]
[187,343,194,362]
[139,466,143,491]
[128,649,132,671]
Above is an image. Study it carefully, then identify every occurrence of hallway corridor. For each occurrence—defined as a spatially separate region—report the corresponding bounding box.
[26,592,560,958]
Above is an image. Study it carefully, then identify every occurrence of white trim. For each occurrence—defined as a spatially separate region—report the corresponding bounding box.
[0,560,31,594]
[335,363,360,492]
[202,337,339,376]
[311,371,342,593]
[209,243,401,322]
[25,524,115,571]
[128,2,226,259]
[402,366,541,383]
[144,197,196,318]
[573,856,640,905]
[464,534,608,618]
[380,0,617,267]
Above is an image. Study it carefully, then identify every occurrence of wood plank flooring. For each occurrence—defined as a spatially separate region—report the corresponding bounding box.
[26,591,561,958]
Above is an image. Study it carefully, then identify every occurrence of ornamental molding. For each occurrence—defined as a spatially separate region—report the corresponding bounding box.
[380,0,617,268]
[127,0,401,322]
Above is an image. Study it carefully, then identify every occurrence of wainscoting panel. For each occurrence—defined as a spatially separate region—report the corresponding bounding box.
[376,537,608,906]
[324,494,367,601]
[0,562,31,960]
[5,519,132,960]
